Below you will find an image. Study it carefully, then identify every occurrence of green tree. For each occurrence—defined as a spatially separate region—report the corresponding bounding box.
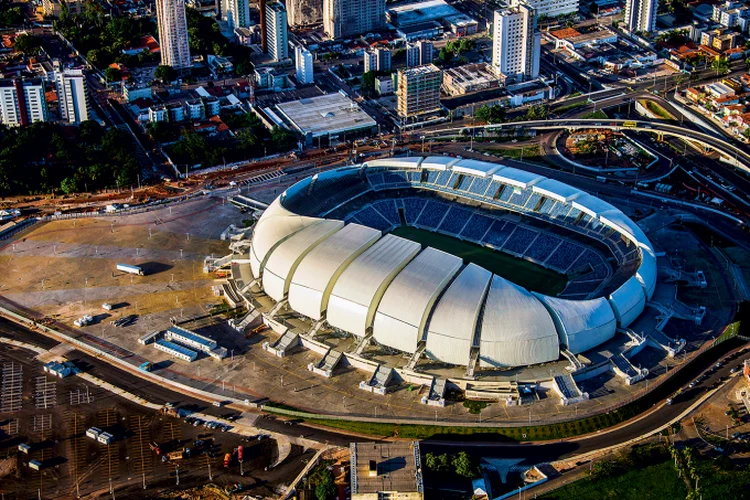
[314,473,336,500]
[104,66,122,82]
[60,176,80,194]
[15,34,44,57]
[270,127,298,153]
[0,3,24,27]
[525,104,550,120]
[745,56,750,70]
[475,105,506,124]
[154,64,178,83]
[452,452,477,478]
[236,128,259,150]
[361,71,377,97]
[711,57,730,76]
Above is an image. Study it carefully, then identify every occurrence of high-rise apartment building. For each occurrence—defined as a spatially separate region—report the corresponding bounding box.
[508,0,578,18]
[364,48,391,73]
[55,64,90,125]
[222,0,251,30]
[405,43,420,68]
[625,0,657,33]
[323,0,385,39]
[417,41,434,65]
[492,5,540,82]
[266,1,289,61]
[288,0,323,26]
[0,78,48,127]
[156,0,192,70]
[295,46,314,84]
[396,64,442,120]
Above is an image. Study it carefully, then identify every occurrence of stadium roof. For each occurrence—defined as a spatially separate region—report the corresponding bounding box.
[425,264,492,366]
[262,220,344,302]
[327,234,421,337]
[452,159,503,178]
[537,295,617,354]
[608,276,647,328]
[373,248,462,353]
[492,167,544,188]
[571,193,618,217]
[479,276,560,367]
[288,223,381,321]
[366,157,423,170]
[533,178,583,202]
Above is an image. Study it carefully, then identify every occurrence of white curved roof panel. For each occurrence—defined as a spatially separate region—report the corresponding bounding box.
[288,223,382,321]
[365,157,423,169]
[479,276,560,367]
[261,220,344,302]
[608,275,647,328]
[492,167,544,189]
[532,178,583,202]
[636,246,657,300]
[425,264,492,365]
[536,295,617,354]
[250,198,321,277]
[419,156,459,171]
[571,194,618,218]
[451,159,503,178]
[373,248,462,354]
[326,234,421,337]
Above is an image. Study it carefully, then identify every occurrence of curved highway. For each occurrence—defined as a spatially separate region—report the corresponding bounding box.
[418,118,750,174]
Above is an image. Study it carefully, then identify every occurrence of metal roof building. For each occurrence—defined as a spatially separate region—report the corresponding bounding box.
[274,93,377,143]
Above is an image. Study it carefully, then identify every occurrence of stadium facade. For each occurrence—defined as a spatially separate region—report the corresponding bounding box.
[243,156,657,369]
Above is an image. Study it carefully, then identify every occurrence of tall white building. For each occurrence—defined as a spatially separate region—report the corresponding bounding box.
[288,0,323,26]
[155,0,192,70]
[295,46,314,84]
[266,1,289,61]
[364,48,391,73]
[492,5,540,82]
[0,78,48,127]
[509,0,578,18]
[323,0,386,39]
[624,0,657,33]
[55,65,90,125]
[222,0,251,30]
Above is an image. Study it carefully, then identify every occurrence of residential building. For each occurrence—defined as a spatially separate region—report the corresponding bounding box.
[376,75,394,95]
[364,48,391,73]
[624,0,657,33]
[492,5,540,82]
[324,0,386,39]
[442,63,505,96]
[295,45,314,84]
[155,0,192,70]
[222,0,251,30]
[508,0,578,17]
[350,442,424,500]
[266,1,289,61]
[0,78,48,127]
[55,64,90,124]
[406,43,420,68]
[701,28,741,51]
[417,40,434,65]
[43,0,83,17]
[396,64,442,120]
[288,0,323,26]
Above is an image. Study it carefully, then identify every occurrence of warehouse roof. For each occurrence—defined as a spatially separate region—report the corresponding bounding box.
[275,93,377,139]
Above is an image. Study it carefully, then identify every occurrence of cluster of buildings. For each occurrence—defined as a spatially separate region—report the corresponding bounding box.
[142,325,228,362]
[0,58,91,127]
[685,74,750,141]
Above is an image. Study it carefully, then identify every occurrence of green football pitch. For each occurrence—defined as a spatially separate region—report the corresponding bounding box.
[390,226,568,296]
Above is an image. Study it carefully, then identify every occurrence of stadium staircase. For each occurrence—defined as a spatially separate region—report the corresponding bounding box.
[355,333,373,355]
[203,253,234,273]
[553,374,588,406]
[465,348,480,379]
[609,354,647,385]
[222,281,244,308]
[359,365,393,395]
[647,330,686,357]
[263,330,300,357]
[308,349,343,378]
[268,299,288,319]
[407,344,426,370]
[228,194,269,211]
[561,348,584,372]
[618,327,644,344]
[229,307,261,332]
[421,377,447,407]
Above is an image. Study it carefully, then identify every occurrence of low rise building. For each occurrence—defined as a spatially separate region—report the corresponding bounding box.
[350,442,424,500]
[442,63,505,96]
[376,76,394,95]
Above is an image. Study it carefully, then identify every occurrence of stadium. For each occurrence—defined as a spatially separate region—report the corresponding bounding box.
[237,156,657,371]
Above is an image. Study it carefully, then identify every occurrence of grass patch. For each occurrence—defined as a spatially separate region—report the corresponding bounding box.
[541,456,686,500]
[555,101,587,113]
[390,226,567,295]
[498,145,543,160]
[462,400,489,414]
[581,109,608,119]
[639,100,675,121]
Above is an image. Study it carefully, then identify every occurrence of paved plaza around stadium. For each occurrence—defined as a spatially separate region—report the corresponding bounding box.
[0,161,740,426]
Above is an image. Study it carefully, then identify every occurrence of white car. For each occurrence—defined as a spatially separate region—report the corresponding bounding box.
[102,303,112,311]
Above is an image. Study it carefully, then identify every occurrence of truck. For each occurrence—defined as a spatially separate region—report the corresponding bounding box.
[139,361,153,372]
[149,442,162,456]
[116,263,144,276]
[74,315,93,327]
[224,452,232,468]
[166,451,183,461]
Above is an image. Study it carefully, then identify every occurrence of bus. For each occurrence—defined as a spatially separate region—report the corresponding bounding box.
[623,121,637,128]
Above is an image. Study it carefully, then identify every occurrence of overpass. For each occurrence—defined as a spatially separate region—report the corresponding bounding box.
[418,119,750,174]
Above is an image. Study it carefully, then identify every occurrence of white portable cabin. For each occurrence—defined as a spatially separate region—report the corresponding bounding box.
[86,427,102,440]
[116,263,144,276]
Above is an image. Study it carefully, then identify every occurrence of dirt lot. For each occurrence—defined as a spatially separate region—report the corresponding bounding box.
[0,343,312,500]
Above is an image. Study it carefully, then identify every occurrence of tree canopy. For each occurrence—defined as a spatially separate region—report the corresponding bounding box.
[475,105,507,124]
[14,34,44,57]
